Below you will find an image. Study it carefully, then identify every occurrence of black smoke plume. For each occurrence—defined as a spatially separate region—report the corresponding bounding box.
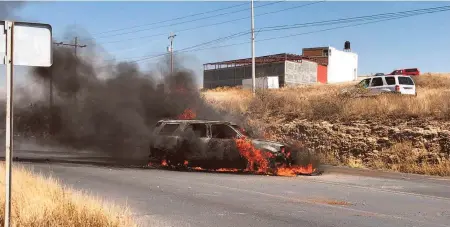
[8,39,225,164]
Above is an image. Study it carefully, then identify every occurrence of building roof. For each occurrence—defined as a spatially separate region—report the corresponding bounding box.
[203,53,328,70]
[203,53,304,66]
[308,57,328,66]
[302,46,330,51]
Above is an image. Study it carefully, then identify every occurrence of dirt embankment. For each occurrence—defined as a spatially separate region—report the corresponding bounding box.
[203,74,450,176]
[267,118,450,175]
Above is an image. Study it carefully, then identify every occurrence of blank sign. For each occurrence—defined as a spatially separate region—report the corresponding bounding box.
[0,21,52,67]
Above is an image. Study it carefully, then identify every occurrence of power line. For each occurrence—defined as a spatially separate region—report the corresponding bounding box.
[188,5,450,49]
[92,2,249,36]
[198,5,450,51]
[109,5,447,63]
[87,1,285,41]
[258,10,450,42]
[102,30,251,64]
[259,5,450,32]
[98,0,324,45]
[105,5,450,67]
[180,30,251,51]
[54,37,87,55]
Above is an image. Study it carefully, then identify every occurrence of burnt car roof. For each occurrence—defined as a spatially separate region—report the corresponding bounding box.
[158,119,237,125]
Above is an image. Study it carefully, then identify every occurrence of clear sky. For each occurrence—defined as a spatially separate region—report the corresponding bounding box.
[3,1,450,87]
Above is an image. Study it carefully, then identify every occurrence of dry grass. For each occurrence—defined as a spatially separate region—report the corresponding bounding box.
[369,142,450,176]
[414,73,450,88]
[346,157,365,169]
[202,87,252,115]
[0,163,136,227]
[203,74,450,121]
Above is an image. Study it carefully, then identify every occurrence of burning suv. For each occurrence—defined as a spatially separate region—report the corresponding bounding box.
[148,120,308,173]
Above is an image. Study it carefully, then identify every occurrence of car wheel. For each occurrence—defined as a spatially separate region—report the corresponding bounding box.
[263,150,278,174]
[148,147,164,163]
[291,149,313,166]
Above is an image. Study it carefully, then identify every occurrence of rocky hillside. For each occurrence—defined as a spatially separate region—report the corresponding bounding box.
[266,118,450,175]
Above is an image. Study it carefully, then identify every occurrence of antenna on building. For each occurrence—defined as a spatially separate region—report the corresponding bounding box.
[344,41,351,52]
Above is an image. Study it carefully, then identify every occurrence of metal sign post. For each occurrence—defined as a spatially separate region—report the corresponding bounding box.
[1,20,52,227]
[4,20,14,227]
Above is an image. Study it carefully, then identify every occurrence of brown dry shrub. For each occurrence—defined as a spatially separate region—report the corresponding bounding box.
[414,73,450,88]
[202,87,252,115]
[369,142,450,176]
[204,80,450,121]
[307,92,347,120]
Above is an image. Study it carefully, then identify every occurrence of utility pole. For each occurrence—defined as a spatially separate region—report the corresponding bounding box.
[51,37,86,131]
[251,0,256,95]
[168,33,176,75]
[52,36,86,97]
[53,36,86,56]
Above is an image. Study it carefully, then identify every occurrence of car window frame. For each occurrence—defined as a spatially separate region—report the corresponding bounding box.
[209,123,240,139]
[405,68,418,73]
[357,78,370,88]
[157,123,181,136]
[370,77,384,87]
[384,76,396,85]
[398,76,415,85]
[183,123,208,138]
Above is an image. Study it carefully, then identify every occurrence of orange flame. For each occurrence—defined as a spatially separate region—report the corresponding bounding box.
[234,138,315,176]
[161,159,168,167]
[178,108,196,120]
[235,138,273,173]
[216,168,239,172]
[276,164,314,177]
[184,160,189,165]
[189,167,239,173]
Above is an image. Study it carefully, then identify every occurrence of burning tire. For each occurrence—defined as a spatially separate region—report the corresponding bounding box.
[287,147,314,167]
[148,147,164,163]
[166,156,187,170]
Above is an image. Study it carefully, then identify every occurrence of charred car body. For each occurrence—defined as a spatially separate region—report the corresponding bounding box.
[149,120,307,171]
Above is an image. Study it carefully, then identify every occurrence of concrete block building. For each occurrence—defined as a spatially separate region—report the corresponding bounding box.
[203,53,320,89]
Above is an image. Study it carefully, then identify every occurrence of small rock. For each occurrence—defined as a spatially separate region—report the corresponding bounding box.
[377,137,390,143]
[389,128,400,134]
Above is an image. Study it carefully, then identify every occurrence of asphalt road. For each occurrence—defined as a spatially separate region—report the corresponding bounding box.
[5,144,450,227]
[18,161,450,227]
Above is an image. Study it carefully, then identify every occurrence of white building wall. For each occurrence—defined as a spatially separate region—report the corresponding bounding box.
[242,76,279,90]
[326,47,358,83]
[284,60,317,86]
